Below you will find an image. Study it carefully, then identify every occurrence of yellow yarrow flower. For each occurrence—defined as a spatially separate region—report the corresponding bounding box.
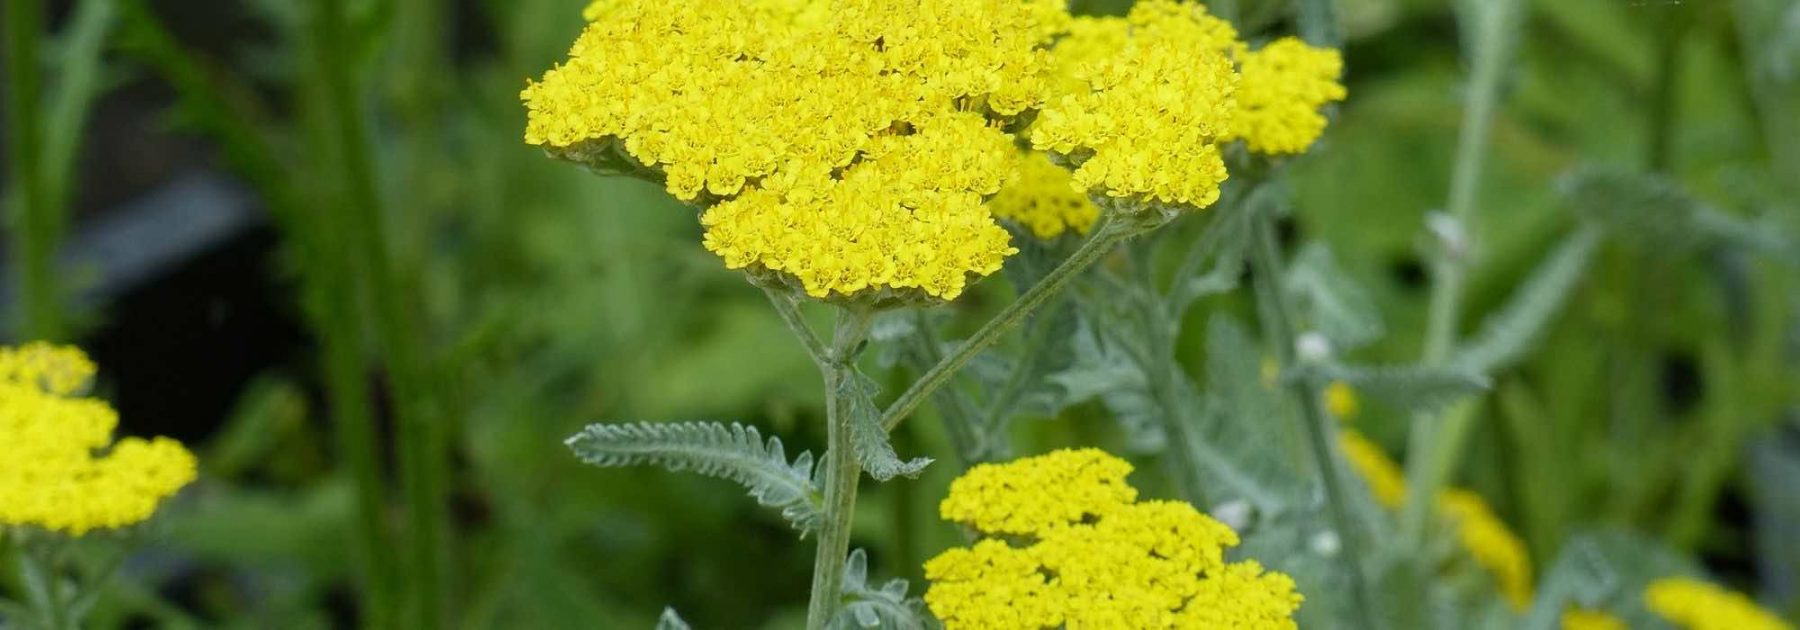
[925,448,1303,629]
[0,344,197,536]
[1323,380,1359,420]
[1032,1,1239,209]
[989,150,1102,240]
[1227,37,1347,155]
[1337,429,1533,610]
[1646,578,1793,630]
[524,0,1067,301]
[1561,609,1627,630]
[1337,429,1406,508]
[1439,489,1534,609]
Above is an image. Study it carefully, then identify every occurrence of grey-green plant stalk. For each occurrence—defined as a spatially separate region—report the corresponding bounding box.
[1248,209,1376,630]
[806,306,877,630]
[1399,0,1525,546]
[881,215,1135,433]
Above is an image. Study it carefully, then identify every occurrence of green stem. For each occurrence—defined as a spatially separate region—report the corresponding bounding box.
[763,286,830,370]
[310,1,447,625]
[18,540,72,630]
[906,310,987,464]
[1249,213,1376,630]
[806,307,877,630]
[1400,0,1523,545]
[1295,0,1342,48]
[882,217,1134,433]
[4,0,63,342]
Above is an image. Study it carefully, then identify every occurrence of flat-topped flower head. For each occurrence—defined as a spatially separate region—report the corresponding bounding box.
[1228,37,1347,155]
[989,150,1102,240]
[1032,1,1240,210]
[0,344,197,536]
[524,0,1071,303]
[926,448,1303,629]
[1647,578,1793,630]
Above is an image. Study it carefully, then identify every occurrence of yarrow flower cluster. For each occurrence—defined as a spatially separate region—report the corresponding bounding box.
[988,150,1102,240]
[924,449,1302,629]
[525,0,1346,292]
[523,0,1068,301]
[1338,429,1533,609]
[1031,1,1346,210]
[1646,578,1793,630]
[0,344,197,535]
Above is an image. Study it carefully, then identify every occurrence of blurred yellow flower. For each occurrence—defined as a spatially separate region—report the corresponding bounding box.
[1338,429,1533,610]
[1227,37,1347,155]
[1324,380,1359,419]
[926,448,1302,629]
[1561,609,1626,630]
[0,344,197,536]
[524,0,1066,301]
[988,150,1102,240]
[1647,578,1792,630]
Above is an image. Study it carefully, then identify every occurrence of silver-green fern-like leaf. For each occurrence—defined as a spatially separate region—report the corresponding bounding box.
[565,422,823,534]
[846,374,932,481]
[1520,530,1702,630]
[1451,227,1601,375]
[1284,243,1385,351]
[1309,363,1490,413]
[833,549,937,630]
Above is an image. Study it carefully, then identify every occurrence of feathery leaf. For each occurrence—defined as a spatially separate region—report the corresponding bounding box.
[566,421,823,534]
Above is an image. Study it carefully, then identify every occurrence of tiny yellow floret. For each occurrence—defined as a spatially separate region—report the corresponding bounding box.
[0,344,197,536]
[926,448,1302,629]
[1646,578,1793,630]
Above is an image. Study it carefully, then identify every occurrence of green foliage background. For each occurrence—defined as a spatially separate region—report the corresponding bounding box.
[4,0,1798,627]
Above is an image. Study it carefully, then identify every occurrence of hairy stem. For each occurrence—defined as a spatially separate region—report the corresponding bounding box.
[905,310,985,464]
[1249,212,1375,630]
[764,286,831,370]
[1400,0,1523,545]
[882,217,1133,432]
[806,307,877,630]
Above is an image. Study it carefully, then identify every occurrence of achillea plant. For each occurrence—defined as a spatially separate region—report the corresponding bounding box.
[925,449,1302,629]
[0,343,197,628]
[528,1,1346,627]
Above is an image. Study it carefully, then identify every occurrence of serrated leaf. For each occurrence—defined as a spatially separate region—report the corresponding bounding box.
[1313,363,1491,413]
[566,421,823,533]
[1050,317,1165,452]
[846,374,932,481]
[1192,315,1310,513]
[1560,167,1705,252]
[655,607,692,630]
[1451,227,1601,374]
[834,549,936,630]
[1284,243,1385,350]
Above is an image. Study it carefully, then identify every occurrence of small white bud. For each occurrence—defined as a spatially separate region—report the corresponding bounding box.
[1426,212,1468,259]
[1310,530,1342,557]
[1296,331,1333,363]
[1210,500,1254,531]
